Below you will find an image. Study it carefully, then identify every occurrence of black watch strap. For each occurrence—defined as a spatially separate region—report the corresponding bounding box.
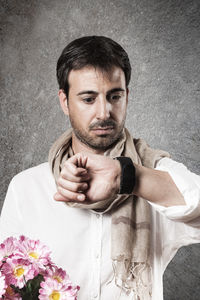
[115,157,136,194]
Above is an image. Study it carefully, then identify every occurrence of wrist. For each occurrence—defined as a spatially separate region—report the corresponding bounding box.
[113,159,121,194]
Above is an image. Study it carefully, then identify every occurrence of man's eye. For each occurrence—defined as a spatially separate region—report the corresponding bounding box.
[83,97,95,103]
[109,95,121,101]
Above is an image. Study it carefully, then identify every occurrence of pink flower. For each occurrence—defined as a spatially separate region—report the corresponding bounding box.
[0,271,6,297]
[0,237,19,263]
[0,236,79,299]
[2,257,37,289]
[39,277,80,300]
[45,266,71,285]
[15,236,51,270]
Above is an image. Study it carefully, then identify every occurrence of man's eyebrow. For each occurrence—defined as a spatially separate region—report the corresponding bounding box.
[77,90,98,96]
[77,88,125,96]
[107,88,125,94]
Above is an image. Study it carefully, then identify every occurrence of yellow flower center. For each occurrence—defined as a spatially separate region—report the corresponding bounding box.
[50,291,60,300]
[14,266,25,277]
[29,251,39,259]
[53,275,62,283]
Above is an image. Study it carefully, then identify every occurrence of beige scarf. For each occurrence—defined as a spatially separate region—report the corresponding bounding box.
[49,128,170,299]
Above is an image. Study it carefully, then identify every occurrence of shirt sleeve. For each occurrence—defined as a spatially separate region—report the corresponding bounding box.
[149,157,200,271]
[0,177,23,242]
[149,157,200,223]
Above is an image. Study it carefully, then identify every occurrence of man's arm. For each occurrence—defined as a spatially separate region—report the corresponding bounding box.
[133,163,185,207]
[54,152,186,207]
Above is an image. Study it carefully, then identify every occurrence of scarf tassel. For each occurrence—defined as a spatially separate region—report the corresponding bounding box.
[111,260,152,300]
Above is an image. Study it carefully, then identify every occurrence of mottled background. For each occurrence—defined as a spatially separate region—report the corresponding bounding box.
[0,0,200,299]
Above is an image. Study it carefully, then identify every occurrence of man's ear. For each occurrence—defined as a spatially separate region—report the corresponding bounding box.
[58,89,69,116]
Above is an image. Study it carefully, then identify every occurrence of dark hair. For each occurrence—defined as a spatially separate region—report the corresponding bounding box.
[56,36,131,97]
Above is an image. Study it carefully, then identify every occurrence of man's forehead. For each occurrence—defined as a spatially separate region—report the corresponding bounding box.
[68,65,126,85]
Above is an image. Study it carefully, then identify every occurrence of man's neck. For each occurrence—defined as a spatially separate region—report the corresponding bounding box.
[71,132,105,155]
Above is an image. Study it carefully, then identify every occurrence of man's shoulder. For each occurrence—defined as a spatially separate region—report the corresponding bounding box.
[13,162,51,177]
[11,162,54,187]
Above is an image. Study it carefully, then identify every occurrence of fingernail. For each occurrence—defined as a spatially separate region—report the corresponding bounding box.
[54,193,59,200]
[77,194,85,201]
[83,183,88,189]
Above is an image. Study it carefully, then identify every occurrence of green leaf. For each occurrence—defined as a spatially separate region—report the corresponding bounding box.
[10,274,44,300]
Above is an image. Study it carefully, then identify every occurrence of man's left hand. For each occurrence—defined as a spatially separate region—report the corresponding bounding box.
[54,152,121,203]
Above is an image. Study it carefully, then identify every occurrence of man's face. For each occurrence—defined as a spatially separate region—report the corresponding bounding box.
[60,65,128,151]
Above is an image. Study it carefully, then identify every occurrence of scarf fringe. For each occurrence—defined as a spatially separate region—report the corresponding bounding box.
[111,260,152,300]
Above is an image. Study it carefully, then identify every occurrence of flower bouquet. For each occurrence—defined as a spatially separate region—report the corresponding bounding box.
[0,236,80,299]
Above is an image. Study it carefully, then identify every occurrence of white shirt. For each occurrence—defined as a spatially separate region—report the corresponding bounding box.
[0,157,200,300]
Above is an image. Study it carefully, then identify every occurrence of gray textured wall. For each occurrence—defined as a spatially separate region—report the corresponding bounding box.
[1,0,200,299]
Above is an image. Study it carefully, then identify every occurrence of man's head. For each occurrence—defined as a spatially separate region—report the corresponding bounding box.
[57,36,131,152]
[57,36,131,98]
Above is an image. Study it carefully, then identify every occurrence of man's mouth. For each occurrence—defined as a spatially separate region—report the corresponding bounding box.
[91,127,114,135]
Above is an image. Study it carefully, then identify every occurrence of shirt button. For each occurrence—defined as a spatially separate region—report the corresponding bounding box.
[93,293,98,298]
[95,253,99,259]
[96,214,100,218]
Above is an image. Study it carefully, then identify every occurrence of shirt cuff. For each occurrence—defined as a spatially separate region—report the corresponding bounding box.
[149,157,200,222]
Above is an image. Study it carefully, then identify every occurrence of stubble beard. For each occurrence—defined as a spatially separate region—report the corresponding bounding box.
[69,118,125,151]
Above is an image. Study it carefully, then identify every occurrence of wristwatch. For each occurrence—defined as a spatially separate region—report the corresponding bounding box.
[115,157,136,194]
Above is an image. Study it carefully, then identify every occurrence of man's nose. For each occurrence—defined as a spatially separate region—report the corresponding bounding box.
[96,97,111,120]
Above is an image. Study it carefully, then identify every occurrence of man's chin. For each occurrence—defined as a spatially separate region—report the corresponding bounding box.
[87,137,120,151]
[73,129,122,151]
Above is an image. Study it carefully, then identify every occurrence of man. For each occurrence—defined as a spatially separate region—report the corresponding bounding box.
[1,36,200,300]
